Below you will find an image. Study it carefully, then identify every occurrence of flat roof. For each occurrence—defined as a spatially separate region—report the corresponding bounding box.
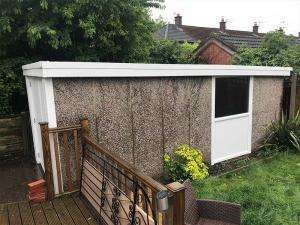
[22,61,292,78]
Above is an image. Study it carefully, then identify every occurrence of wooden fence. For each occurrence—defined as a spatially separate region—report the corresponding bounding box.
[0,112,34,160]
[40,119,185,225]
[283,74,300,117]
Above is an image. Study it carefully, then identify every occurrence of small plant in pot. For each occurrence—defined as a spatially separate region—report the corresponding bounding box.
[259,111,300,156]
[163,144,209,182]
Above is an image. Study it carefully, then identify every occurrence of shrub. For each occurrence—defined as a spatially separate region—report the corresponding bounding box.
[163,144,209,182]
[232,31,300,74]
[259,111,300,155]
[149,40,199,64]
[0,57,32,115]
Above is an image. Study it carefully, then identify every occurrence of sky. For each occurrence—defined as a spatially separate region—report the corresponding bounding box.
[151,0,300,36]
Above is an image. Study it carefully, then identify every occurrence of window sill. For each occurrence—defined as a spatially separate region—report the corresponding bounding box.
[214,112,250,122]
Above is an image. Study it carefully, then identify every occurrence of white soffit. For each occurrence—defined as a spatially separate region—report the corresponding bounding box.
[22,61,292,78]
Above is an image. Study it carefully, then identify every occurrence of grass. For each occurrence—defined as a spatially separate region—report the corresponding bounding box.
[193,153,300,225]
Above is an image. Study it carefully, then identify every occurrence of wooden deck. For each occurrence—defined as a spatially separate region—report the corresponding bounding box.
[0,158,42,204]
[0,193,100,225]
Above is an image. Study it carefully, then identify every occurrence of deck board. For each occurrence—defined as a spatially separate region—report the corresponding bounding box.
[0,204,9,225]
[0,193,100,225]
[41,201,61,225]
[72,195,98,225]
[61,196,89,225]
[52,198,75,225]
[7,203,22,225]
[19,202,35,225]
[31,202,49,225]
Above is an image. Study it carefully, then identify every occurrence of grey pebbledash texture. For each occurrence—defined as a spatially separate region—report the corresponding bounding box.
[162,77,212,162]
[53,78,97,139]
[190,78,212,162]
[94,78,134,165]
[53,76,282,177]
[130,78,164,176]
[53,77,212,177]
[162,77,191,156]
[251,77,283,148]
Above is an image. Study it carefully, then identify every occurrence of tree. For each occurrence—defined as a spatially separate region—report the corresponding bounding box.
[0,0,163,62]
[232,31,300,74]
[0,0,163,114]
[149,40,198,64]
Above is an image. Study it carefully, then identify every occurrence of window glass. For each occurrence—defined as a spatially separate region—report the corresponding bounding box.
[215,77,250,118]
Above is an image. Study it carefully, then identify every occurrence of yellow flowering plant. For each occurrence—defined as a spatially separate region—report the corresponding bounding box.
[163,144,209,182]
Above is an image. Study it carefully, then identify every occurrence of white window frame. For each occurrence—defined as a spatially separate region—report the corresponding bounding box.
[211,76,254,164]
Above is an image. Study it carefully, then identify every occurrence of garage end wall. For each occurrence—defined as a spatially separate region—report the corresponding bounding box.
[252,77,284,148]
[52,77,212,178]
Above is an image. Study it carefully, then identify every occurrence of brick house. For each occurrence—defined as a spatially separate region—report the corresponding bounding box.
[155,15,300,64]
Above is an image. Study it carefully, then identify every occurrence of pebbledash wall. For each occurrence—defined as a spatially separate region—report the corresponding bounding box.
[53,77,211,177]
[23,62,291,177]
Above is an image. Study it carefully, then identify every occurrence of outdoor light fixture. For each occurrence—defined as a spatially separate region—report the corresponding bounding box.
[156,190,169,212]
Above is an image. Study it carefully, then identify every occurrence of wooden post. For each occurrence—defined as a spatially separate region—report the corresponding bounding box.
[79,118,89,190]
[39,122,54,200]
[166,182,185,225]
[80,118,90,136]
[289,73,297,118]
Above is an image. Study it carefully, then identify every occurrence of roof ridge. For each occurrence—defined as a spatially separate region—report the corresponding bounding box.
[172,23,265,35]
[157,24,299,48]
[217,33,264,38]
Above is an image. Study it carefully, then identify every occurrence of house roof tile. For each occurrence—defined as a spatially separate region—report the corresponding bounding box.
[216,33,264,49]
[155,24,299,51]
[154,24,196,42]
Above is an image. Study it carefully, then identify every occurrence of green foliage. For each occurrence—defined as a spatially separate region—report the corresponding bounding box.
[259,111,300,155]
[0,0,162,62]
[0,57,34,115]
[152,16,167,31]
[149,40,198,64]
[232,31,300,74]
[195,153,299,225]
[0,0,163,114]
[163,144,209,182]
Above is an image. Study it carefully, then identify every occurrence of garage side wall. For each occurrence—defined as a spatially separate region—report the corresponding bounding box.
[252,77,283,148]
[52,77,211,177]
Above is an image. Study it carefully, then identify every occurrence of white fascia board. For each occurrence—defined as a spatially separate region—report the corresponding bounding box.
[22,61,292,78]
[41,78,57,128]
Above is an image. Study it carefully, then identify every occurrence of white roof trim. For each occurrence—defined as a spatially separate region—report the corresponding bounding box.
[22,61,292,78]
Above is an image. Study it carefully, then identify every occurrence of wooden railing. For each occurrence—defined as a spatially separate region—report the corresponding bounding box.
[40,119,185,225]
[40,122,83,198]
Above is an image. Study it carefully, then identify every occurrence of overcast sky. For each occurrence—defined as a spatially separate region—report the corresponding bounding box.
[151,0,300,36]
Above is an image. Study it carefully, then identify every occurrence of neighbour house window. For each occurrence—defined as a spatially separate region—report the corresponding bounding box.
[215,77,250,118]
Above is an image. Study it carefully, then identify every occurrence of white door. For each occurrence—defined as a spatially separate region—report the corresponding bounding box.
[211,76,253,164]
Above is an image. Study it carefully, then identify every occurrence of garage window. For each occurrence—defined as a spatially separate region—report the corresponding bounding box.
[215,77,250,118]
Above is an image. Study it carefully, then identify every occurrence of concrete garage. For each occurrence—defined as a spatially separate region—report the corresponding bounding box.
[23,62,291,177]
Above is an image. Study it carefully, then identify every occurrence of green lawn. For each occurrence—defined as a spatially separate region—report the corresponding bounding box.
[193,153,300,225]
